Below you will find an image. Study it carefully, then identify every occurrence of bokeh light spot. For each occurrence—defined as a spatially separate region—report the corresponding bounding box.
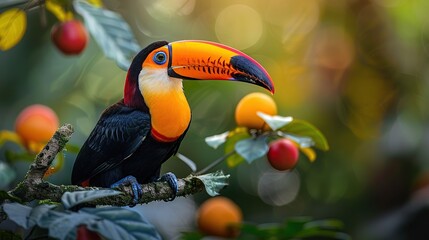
[257,170,300,206]
[264,0,319,52]
[307,26,355,101]
[281,1,319,44]
[144,0,195,21]
[215,4,263,50]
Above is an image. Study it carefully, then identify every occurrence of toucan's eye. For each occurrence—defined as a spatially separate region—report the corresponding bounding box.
[153,51,167,65]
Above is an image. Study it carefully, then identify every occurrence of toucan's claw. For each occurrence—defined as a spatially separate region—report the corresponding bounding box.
[158,172,178,201]
[110,175,142,205]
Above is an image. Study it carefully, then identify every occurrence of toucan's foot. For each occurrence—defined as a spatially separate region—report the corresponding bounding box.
[110,175,142,205]
[158,172,178,201]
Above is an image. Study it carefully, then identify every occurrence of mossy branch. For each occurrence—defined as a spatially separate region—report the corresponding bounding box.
[2,124,207,207]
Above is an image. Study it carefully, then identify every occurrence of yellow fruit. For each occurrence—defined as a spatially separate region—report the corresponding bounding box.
[15,104,59,151]
[197,196,242,238]
[235,92,277,130]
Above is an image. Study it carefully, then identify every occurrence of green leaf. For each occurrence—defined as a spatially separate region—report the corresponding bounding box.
[2,202,32,229]
[257,112,293,131]
[73,0,141,70]
[0,161,16,189]
[38,209,93,240]
[295,229,351,240]
[26,204,161,240]
[280,119,329,151]
[295,218,349,240]
[226,152,245,168]
[224,128,250,168]
[280,217,313,238]
[196,171,230,196]
[61,189,121,209]
[29,204,57,229]
[235,136,269,163]
[238,218,349,239]
[179,231,204,240]
[239,223,281,238]
[304,219,344,231]
[239,223,263,236]
[81,207,161,240]
[205,131,229,149]
[4,150,34,162]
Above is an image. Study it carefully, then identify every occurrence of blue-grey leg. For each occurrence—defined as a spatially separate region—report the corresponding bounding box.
[110,175,142,204]
[158,172,178,201]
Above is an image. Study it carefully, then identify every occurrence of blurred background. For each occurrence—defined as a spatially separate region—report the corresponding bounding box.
[2,0,429,239]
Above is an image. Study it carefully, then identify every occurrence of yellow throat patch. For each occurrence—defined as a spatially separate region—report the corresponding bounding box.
[139,68,191,142]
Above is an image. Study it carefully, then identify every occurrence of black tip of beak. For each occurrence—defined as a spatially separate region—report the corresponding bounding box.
[230,56,275,93]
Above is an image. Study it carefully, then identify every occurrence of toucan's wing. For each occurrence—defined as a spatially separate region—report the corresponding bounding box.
[71,102,150,185]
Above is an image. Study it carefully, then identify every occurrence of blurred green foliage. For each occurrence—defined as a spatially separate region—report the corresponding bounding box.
[2,0,429,238]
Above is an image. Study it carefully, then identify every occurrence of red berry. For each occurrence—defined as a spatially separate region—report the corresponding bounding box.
[51,20,88,55]
[267,139,299,171]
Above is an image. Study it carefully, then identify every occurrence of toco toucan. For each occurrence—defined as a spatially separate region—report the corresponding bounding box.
[71,40,274,203]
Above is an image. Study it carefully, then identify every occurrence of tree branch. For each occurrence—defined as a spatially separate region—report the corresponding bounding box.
[3,124,208,207]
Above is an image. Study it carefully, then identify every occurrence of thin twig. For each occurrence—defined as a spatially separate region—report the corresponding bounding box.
[1,0,46,12]
[196,150,235,175]
[24,0,45,12]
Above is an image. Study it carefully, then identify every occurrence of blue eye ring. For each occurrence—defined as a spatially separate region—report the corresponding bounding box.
[153,51,167,65]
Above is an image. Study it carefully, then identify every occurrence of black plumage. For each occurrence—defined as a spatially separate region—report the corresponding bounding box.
[71,41,187,188]
[71,100,187,187]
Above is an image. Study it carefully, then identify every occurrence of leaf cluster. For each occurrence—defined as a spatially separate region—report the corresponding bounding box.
[182,218,350,240]
[0,0,140,70]
[2,190,162,240]
[205,111,329,168]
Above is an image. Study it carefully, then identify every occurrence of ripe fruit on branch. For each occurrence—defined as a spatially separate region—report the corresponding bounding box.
[15,104,59,153]
[267,138,299,171]
[51,19,88,55]
[235,92,277,130]
[196,196,242,238]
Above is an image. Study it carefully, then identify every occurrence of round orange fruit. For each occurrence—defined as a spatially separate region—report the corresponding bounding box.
[235,92,277,130]
[196,196,242,238]
[15,104,59,145]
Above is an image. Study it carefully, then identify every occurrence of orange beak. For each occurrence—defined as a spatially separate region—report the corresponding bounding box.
[167,40,274,93]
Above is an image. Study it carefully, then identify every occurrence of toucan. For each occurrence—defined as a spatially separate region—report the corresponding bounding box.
[71,40,274,203]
